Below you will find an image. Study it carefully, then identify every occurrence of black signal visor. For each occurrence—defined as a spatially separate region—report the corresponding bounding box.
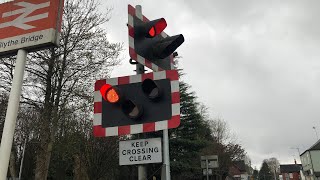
[135,18,167,38]
[148,18,167,37]
[152,34,185,59]
[122,100,143,119]
[142,79,162,100]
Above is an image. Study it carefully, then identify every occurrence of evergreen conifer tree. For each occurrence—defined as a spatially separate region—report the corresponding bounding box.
[259,161,273,180]
[169,80,212,180]
[253,169,259,180]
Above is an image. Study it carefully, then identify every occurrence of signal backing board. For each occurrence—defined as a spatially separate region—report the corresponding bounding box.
[93,70,180,137]
[128,4,175,71]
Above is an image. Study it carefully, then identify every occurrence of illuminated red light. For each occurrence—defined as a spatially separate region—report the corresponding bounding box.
[100,84,120,103]
[154,18,167,34]
[149,27,156,37]
[148,18,167,37]
[106,88,119,103]
[100,84,111,98]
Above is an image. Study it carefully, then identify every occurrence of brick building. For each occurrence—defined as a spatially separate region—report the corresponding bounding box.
[279,163,302,180]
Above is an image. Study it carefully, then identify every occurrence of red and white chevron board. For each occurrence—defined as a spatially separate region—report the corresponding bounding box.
[93,70,180,137]
[128,4,175,72]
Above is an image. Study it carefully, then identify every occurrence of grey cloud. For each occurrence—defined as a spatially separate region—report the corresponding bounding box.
[101,0,320,168]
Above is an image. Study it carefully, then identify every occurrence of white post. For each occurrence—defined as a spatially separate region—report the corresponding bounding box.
[0,49,27,180]
[162,129,171,180]
[135,6,147,180]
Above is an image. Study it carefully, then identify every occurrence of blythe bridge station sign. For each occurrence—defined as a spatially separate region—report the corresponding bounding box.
[0,0,63,57]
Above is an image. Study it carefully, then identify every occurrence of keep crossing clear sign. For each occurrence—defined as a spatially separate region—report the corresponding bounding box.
[119,138,162,165]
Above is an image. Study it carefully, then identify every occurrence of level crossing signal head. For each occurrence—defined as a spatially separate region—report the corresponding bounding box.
[134,17,184,61]
[100,78,164,119]
[135,18,167,38]
[93,70,181,137]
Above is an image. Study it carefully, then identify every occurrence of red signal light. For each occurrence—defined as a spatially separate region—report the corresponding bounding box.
[100,84,120,104]
[100,84,111,98]
[149,27,156,37]
[106,88,120,103]
[148,18,167,37]
[154,18,167,35]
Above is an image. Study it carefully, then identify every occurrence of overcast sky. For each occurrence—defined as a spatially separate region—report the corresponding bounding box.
[1,0,320,169]
[100,0,320,168]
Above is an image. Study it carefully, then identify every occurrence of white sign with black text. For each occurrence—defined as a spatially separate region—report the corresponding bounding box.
[119,138,162,165]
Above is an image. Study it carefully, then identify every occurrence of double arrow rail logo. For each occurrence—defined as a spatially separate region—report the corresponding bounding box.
[0,1,50,30]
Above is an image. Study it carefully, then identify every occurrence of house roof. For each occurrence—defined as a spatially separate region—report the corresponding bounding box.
[309,139,320,150]
[233,160,247,173]
[280,164,302,173]
[301,139,320,156]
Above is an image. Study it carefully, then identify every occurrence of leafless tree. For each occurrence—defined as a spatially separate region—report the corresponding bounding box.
[1,0,121,179]
[266,157,280,178]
